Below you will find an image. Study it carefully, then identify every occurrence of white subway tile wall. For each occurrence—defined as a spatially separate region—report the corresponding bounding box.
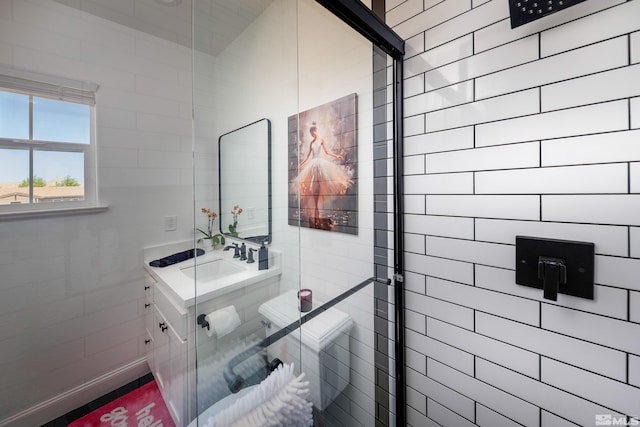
[476,405,523,427]
[475,218,629,256]
[405,126,474,155]
[632,227,640,258]
[427,399,477,427]
[425,141,540,174]
[475,163,628,194]
[540,410,582,427]
[425,35,538,93]
[542,195,640,226]
[633,96,640,128]
[540,0,639,57]
[404,113,426,136]
[630,355,640,388]
[390,0,640,425]
[406,172,474,194]
[404,34,473,80]
[475,264,628,319]
[541,129,640,167]
[428,317,540,378]
[632,162,640,193]
[476,100,629,147]
[476,358,625,427]
[430,358,540,426]
[541,63,640,112]
[405,214,474,239]
[477,36,629,101]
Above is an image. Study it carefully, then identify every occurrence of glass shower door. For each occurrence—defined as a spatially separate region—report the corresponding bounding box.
[190,1,397,426]
[294,1,396,425]
[191,0,302,425]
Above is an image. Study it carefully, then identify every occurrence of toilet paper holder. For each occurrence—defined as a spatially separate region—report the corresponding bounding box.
[197,313,210,331]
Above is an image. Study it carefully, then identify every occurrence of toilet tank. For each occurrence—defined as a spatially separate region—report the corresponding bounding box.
[258,290,353,411]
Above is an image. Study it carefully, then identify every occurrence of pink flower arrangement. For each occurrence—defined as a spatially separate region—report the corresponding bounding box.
[197,208,224,245]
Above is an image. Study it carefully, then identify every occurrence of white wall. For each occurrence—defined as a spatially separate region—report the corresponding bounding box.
[388,0,640,425]
[0,1,193,424]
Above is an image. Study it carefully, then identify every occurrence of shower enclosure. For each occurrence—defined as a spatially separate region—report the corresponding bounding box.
[187,0,403,425]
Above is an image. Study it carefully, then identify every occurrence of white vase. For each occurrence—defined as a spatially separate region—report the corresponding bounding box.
[201,239,215,252]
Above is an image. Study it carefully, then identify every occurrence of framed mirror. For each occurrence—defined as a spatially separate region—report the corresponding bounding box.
[218,118,271,244]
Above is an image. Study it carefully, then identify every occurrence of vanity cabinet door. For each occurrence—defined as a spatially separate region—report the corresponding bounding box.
[153,308,171,394]
[168,334,187,426]
[152,304,188,427]
[154,282,188,340]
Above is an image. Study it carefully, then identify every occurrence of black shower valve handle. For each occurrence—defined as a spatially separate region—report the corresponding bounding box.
[538,256,567,301]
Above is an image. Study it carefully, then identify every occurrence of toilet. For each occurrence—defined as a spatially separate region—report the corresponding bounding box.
[258,290,353,411]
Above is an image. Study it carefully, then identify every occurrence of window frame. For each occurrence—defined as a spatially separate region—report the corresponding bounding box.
[0,69,101,216]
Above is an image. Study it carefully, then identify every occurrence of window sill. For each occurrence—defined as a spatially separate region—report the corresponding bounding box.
[0,205,109,221]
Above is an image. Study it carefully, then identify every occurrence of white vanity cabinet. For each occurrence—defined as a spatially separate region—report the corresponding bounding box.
[142,243,282,427]
[154,305,188,426]
[144,274,190,427]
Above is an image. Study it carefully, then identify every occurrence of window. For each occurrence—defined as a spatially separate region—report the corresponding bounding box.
[0,69,98,213]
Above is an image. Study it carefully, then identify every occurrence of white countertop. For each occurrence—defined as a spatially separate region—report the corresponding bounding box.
[143,239,281,308]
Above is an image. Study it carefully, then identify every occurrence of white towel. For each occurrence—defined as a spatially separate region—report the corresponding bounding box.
[205,306,242,338]
[205,363,313,427]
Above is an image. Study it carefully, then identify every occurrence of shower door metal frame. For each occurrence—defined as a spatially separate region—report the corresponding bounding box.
[314,1,406,425]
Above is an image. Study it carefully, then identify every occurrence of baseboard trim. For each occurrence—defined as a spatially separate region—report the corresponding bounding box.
[0,357,150,427]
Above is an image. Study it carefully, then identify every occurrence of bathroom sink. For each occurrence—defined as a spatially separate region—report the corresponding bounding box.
[180,259,244,282]
[144,240,282,308]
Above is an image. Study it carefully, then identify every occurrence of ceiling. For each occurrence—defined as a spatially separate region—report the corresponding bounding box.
[52,0,274,56]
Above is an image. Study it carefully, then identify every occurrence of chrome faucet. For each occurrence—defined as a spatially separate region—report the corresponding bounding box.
[239,243,247,261]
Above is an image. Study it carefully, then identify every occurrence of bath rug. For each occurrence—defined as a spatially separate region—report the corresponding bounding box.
[68,380,175,427]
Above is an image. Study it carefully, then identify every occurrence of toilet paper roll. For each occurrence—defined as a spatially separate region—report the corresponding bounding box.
[205,305,241,338]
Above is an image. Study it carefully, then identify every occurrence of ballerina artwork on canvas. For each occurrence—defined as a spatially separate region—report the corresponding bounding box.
[288,93,358,234]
